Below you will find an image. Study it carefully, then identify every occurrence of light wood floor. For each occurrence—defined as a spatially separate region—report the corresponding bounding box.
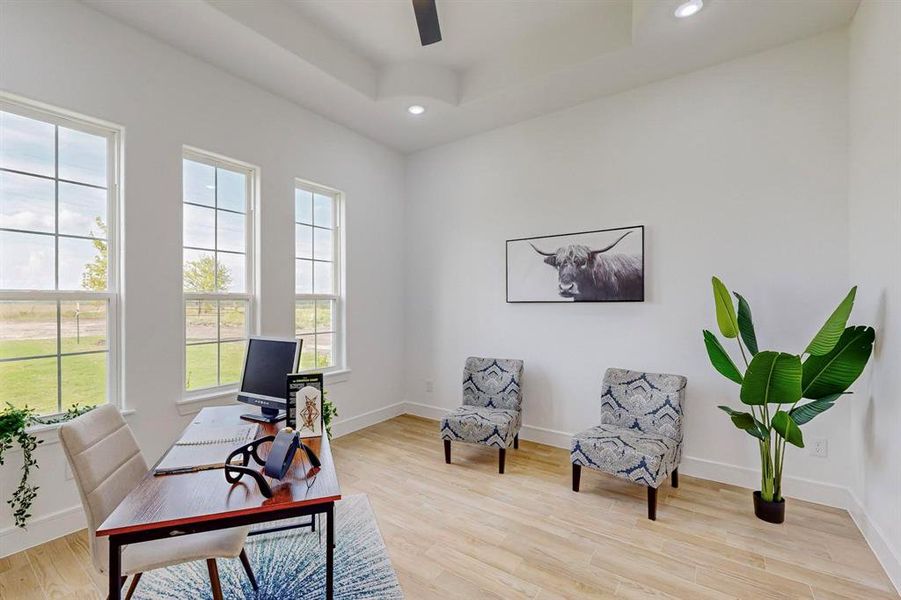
[1,414,896,599]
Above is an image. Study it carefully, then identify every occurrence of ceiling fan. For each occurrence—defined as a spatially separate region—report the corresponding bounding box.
[412,0,442,46]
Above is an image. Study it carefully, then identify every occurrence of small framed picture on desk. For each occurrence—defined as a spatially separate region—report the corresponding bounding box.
[287,373,323,438]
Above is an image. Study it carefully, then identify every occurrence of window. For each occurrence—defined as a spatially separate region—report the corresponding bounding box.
[294,181,342,371]
[182,149,255,393]
[0,97,121,417]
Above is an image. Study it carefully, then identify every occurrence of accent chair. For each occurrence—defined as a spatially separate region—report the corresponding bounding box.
[59,404,258,600]
[571,368,687,520]
[440,356,524,474]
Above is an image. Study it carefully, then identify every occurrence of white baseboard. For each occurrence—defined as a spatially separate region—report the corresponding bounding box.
[0,505,85,558]
[847,490,901,593]
[330,401,406,439]
[677,455,854,509]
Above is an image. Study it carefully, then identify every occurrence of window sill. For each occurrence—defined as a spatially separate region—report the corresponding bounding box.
[323,368,351,384]
[175,369,351,414]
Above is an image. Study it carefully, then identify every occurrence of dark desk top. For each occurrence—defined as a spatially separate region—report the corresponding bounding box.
[97,405,341,537]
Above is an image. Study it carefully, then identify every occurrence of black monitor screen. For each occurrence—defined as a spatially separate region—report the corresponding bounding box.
[240,338,299,399]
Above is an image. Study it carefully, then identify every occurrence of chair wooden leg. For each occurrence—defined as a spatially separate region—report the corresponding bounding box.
[647,486,657,521]
[572,463,581,492]
[499,448,506,474]
[671,468,679,488]
[207,559,224,600]
[239,548,258,591]
[513,434,519,449]
[124,573,142,600]
[443,439,451,464]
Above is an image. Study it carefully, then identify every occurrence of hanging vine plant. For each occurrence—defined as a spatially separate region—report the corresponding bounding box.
[0,404,41,528]
[0,403,96,528]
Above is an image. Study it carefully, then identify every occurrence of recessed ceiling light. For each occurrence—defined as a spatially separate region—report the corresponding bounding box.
[674,0,703,18]
[407,104,426,115]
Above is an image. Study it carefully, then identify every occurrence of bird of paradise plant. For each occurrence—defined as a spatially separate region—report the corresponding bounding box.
[703,278,875,522]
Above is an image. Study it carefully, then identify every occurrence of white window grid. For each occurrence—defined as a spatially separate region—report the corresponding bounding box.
[0,95,122,416]
[295,179,344,372]
[182,147,256,396]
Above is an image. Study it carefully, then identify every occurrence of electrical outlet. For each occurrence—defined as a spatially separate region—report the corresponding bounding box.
[810,438,828,458]
[425,379,434,393]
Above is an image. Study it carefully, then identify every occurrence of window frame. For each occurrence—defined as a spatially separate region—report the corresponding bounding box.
[294,178,344,373]
[181,147,257,398]
[0,93,123,417]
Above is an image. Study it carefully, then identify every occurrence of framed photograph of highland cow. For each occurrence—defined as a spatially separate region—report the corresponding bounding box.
[506,225,644,303]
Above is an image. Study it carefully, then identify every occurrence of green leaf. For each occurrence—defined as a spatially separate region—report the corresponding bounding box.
[718,405,768,440]
[734,292,758,355]
[712,276,738,339]
[790,393,843,426]
[802,326,875,399]
[740,351,803,406]
[772,411,804,447]
[805,287,857,356]
[703,330,743,384]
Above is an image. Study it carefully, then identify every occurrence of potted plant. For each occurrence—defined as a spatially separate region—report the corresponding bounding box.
[703,278,875,523]
[322,391,338,439]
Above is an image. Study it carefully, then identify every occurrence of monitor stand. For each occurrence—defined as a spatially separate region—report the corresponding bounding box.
[240,406,286,424]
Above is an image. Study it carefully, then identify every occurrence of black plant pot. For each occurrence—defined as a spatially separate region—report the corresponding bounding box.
[753,491,785,523]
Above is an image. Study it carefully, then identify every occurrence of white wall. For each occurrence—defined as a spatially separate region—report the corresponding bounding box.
[848,0,901,588]
[0,0,405,553]
[404,31,856,500]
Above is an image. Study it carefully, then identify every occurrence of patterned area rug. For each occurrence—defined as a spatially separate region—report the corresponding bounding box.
[134,494,403,599]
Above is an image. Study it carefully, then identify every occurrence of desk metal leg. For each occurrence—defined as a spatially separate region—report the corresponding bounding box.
[326,503,334,600]
[108,536,122,600]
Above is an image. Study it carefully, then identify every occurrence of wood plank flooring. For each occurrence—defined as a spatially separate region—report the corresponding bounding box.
[1,414,896,599]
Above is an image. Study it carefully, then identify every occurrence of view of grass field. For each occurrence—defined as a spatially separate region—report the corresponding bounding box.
[1,299,334,415]
[0,334,106,415]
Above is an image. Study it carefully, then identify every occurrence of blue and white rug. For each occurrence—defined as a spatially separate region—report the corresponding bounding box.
[134,494,403,599]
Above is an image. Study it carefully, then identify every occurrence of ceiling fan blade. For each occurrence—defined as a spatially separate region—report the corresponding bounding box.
[412,0,442,46]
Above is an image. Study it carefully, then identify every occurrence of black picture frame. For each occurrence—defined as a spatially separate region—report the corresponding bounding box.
[286,372,324,437]
[505,225,645,303]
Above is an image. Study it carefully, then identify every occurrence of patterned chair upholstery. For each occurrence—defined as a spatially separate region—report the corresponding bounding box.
[571,368,687,520]
[440,357,524,473]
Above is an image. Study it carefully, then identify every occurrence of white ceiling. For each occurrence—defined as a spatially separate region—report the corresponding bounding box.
[83,0,859,153]
[287,0,619,71]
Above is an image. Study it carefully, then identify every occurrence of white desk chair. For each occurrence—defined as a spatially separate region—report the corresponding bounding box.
[59,405,258,600]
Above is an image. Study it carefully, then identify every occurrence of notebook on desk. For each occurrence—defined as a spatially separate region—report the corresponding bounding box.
[154,423,259,475]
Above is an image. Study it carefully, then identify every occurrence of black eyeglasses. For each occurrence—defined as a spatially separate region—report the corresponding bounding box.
[224,435,275,498]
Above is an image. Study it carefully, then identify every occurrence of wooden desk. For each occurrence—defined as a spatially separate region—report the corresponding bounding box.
[97,405,341,599]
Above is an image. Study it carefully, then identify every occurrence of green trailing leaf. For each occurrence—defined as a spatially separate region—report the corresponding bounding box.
[0,403,43,529]
[740,351,803,405]
[802,326,875,399]
[712,276,739,339]
[704,330,743,384]
[790,393,843,426]
[718,405,768,440]
[734,292,759,355]
[805,287,857,356]
[772,411,804,447]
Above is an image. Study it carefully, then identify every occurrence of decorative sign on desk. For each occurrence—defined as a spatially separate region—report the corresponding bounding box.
[287,373,323,438]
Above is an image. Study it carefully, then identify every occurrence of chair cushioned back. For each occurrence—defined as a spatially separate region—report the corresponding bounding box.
[599,368,687,442]
[462,357,524,411]
[59,404,148,573]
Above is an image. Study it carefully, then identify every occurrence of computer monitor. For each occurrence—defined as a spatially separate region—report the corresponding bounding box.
[237,337,302,423]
